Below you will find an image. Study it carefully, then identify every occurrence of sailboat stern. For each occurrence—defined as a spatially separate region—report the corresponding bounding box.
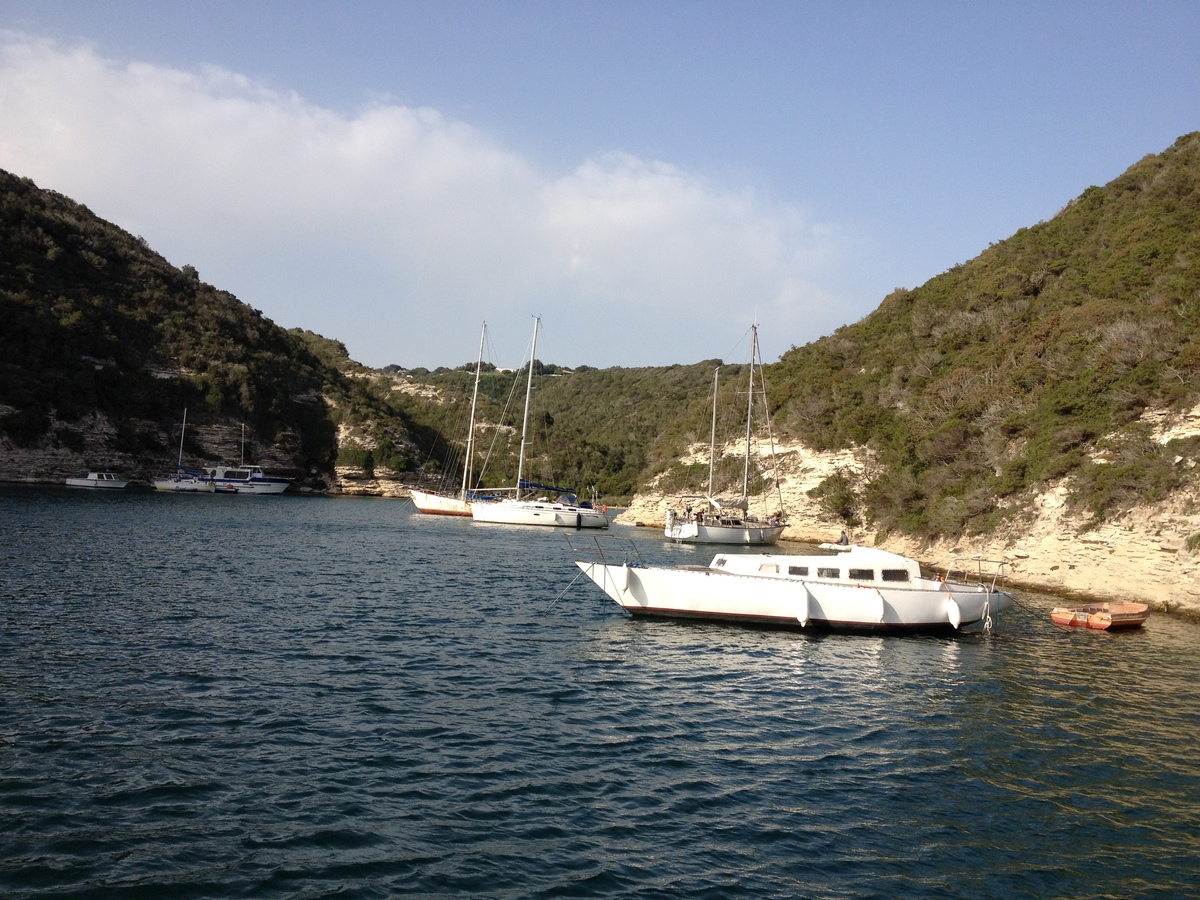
[945,587,1015,628]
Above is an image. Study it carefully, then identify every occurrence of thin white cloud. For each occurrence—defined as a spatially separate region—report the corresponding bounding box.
[0,31,851,367]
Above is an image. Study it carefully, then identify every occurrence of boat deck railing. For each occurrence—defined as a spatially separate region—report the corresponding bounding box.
[940,556,1010,592]
[566,534,646,567]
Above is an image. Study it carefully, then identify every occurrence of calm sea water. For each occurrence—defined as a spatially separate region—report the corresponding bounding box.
[1,486,1198,899]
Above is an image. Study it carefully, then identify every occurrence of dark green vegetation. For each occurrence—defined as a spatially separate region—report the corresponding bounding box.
[771,132,1200,536]
[0,170,412,482]
[403,360,739,501]
[3,132,1198,530]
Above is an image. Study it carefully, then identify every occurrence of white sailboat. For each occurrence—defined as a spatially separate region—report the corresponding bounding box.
[154,408,228,492]
[471,317,608,529]
[411,322,488,516]
[664,323,785,544]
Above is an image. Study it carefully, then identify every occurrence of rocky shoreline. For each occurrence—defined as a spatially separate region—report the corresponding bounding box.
[616,435,1200,618]
[9,460,1197,615]
[0,411,320,487]
[8,414,1199,616]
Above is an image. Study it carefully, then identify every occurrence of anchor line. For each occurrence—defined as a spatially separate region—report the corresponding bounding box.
[548,568,588,610]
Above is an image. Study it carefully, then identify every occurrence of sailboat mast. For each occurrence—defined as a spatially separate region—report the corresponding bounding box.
[743,324,757,498]
[177,407,188,471]
[516,316,539,495]
[460,322,486,500]
[707,367,719,499]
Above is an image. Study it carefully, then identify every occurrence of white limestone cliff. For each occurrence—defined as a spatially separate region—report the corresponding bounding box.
[616,405,1200,617]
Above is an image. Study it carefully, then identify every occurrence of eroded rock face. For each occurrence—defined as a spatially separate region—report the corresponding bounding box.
[879,488,1200,617]
[617,424,1200,617]
[0,411,320,486]
[616,439,870,539]
[333,467,410,498]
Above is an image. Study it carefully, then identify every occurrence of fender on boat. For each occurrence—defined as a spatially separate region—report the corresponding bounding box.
[796,589,810,627]
[945,596,962,630]
[617,564,630,592]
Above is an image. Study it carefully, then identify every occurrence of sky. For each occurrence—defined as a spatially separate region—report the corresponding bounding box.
[0,2,1197,370]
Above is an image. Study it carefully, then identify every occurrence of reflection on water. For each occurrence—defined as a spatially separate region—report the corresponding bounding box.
[1,486,1198,898]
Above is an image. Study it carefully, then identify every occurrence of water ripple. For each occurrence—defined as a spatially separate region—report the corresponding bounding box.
[1,488,1198,897]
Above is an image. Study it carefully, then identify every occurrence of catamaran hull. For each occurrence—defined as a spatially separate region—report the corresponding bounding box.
[474,501,608,528]
[410,489,473,516]
[575,562,1012,633]
[664,521,784,545]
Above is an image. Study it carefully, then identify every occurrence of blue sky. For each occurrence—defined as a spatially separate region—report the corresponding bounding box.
[1,2,1197,369]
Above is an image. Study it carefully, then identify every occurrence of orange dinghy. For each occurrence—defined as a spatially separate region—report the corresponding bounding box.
[1050,602,1150,630]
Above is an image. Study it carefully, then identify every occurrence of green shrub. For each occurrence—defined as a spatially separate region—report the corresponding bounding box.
[808,469,862,525]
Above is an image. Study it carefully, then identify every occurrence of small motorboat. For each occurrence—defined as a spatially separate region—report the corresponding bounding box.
[202,465,291,494]
[65,472,128,489]
[1050,602,1150,630]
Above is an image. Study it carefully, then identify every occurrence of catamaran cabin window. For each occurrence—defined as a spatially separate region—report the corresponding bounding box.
[759,563,780,574]
[817,567,840,579]
[881,569,911,583]
[788,565,809,576]
[848,568,874,581]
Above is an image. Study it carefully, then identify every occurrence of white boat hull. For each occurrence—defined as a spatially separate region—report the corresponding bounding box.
[410,489,473,516]
[664,520,784,545]
[205,477,290,494]
[201,465,290,494]
[65,473,128,489]
[155,476,225,493]
[575,560,1012,633]
[473,498,608,528]
[155,467,290,494]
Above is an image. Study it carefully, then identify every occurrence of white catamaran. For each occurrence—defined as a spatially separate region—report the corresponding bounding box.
[664,323,785,545]
[471,317,608,529]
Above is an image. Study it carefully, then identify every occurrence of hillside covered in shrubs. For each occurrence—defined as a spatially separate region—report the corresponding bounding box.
[0,169,415,483]
[3,132,1199,533]
[764,132,1200,536]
